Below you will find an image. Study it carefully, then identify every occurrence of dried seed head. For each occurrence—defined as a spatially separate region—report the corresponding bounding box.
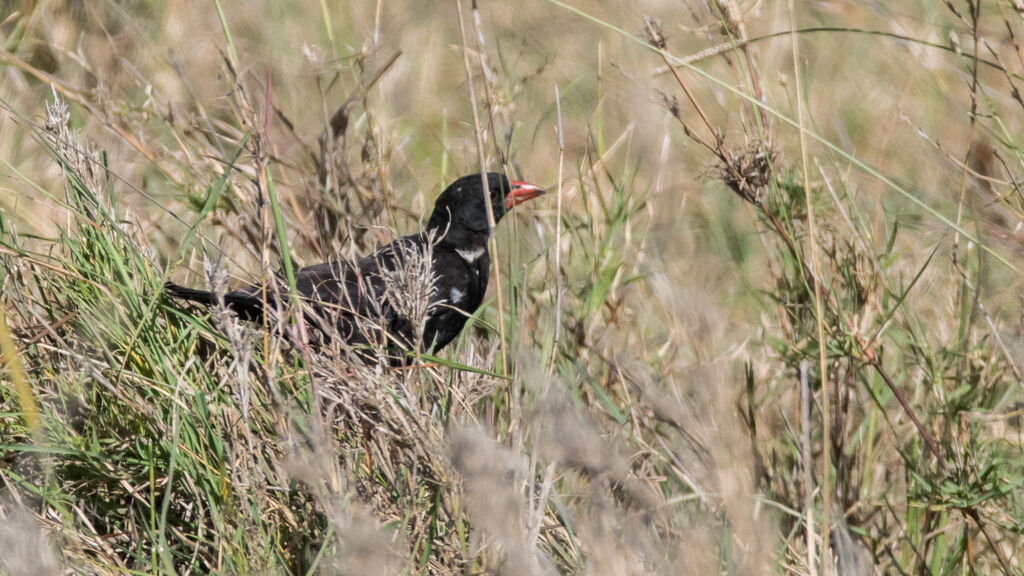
[715,0,744,39]
[380,229,441,350]
[43,94,103,199]
[715,142,778,204]
[643,16,666,50]
[0,503,61,576]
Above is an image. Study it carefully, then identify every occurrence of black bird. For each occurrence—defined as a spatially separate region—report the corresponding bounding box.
[165,172,544,357]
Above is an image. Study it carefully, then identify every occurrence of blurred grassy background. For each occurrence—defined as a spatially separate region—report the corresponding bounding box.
[1,0,1023,574]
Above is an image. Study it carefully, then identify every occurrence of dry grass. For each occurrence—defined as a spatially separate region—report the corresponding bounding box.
[1,0,1023,574]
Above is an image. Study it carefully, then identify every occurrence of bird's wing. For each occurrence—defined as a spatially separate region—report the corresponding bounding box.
[278,234,434,350]
[294,261,355,304]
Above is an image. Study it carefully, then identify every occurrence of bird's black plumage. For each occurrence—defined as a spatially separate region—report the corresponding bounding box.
[165,172,543,357]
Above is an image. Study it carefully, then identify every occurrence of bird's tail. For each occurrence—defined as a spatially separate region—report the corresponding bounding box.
[164,282,218,305]
[164,282,268,321]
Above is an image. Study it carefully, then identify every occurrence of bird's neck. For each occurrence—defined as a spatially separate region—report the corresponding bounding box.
[430,223,491,257]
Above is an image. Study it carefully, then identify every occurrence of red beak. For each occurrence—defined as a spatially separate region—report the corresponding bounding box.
[506,180,545,209]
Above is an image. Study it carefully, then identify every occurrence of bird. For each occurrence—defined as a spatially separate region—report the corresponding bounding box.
[165,172,544,360]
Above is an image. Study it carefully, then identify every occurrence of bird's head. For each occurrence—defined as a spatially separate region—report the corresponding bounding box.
[427,172,544,240]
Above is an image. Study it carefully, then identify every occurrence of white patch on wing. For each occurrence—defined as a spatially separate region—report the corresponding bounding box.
[450,287,464,304]
[456,247,486,263]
